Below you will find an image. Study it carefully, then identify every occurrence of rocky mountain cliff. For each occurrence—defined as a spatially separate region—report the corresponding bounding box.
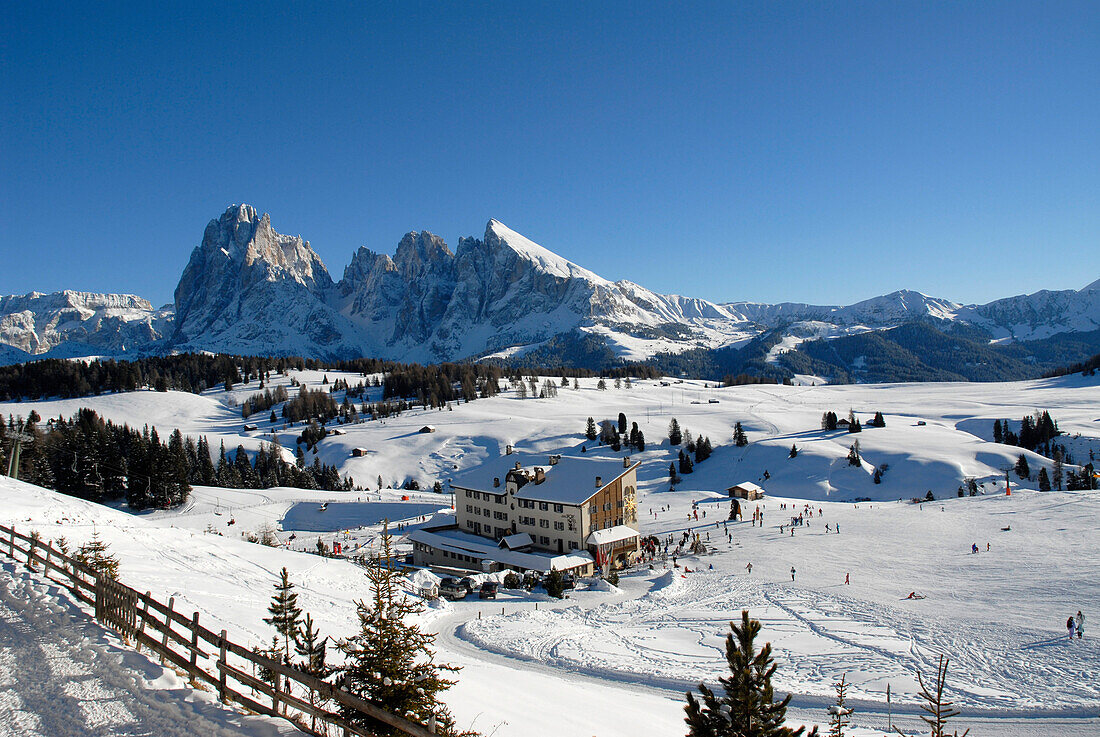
[0,291,170,360]
[2,204,1099,377]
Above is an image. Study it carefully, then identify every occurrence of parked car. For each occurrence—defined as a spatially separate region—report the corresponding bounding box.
[522,571,542,590]
[459,577,477,594]
[439,578,467,600]
[478,582,499,600]
[561,572,576,590]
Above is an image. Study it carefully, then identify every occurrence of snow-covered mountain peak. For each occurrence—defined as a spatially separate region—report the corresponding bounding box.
[485,220,608,285]
[4,205,1100,368]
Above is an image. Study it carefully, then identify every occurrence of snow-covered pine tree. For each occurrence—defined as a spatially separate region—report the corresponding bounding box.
[827,673,851,736]
[337,526,464,735]
[734,422,748,447]
[685,609,817,736]
[264,567,302,661]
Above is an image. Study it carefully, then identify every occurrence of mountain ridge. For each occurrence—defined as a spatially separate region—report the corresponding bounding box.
[2,204,1099,379]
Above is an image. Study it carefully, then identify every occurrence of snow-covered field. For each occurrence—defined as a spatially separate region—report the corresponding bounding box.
[2,372,1100,735]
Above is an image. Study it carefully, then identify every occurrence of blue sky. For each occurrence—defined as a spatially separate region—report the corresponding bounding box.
[2,2,1097,308]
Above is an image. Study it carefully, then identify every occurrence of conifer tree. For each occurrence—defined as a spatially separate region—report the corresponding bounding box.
[847,442,861,467]
[585,417,598,441]
[894,655,969,737]
[685,610,817,736]
[669,418,683,446]
[337,526,462,735]
[1014,454,1030,480]
[1037,467,1051,491]
[789,444,799,459]
[264,567,303,661]
[296,612,333,729]
[74,531,120,580]
[734,422,748,447]
[827,674,851,736]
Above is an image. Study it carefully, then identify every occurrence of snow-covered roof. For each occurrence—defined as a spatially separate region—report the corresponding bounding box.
[586,526,640,547]
[449,453,638,506]
[498,532,534,549]
[728,481,764,493]
[408,526,592,573]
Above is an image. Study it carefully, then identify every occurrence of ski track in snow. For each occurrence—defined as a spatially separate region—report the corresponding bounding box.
[459,563,1100,715]
[0,563,293,737]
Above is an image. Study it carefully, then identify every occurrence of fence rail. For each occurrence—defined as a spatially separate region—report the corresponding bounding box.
[0,522,436,737]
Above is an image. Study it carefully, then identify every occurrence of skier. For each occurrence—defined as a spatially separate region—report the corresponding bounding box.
[790,566,796,581]
[746,562,752,574]
[972,543,979,554]
[844,572,850,585]
[1068,616,1077,640]
[1077,610,1085,639]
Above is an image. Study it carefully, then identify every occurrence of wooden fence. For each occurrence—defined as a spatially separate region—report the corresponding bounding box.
[0,523,437,737]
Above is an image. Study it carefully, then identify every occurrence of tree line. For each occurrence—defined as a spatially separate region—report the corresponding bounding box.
[1,410,354,510]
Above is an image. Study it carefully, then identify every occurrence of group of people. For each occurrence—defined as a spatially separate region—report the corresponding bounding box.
[1068,610,1085,640]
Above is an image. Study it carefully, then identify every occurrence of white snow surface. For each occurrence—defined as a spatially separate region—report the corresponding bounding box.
[3,373,1100,735]
[0,560,294,736]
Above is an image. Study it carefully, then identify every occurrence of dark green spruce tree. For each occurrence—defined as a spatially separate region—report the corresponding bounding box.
[264,567,303,661]
[337,526,467,735]
[685,610,818,737]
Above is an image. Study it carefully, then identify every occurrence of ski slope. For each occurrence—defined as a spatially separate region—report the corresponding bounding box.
[2,373,1100,735]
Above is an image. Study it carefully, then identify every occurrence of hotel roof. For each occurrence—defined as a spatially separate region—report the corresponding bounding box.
[448,453,639,506]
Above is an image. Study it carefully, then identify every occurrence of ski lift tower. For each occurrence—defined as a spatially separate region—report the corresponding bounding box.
[5,425,34,480]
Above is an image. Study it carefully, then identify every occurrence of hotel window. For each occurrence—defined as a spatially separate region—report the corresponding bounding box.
[554,521,564,531]
[553,504,563,513]
[539,502,548,511]
[539,519,549,528]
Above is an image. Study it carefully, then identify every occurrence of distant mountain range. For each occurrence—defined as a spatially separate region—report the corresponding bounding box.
[3,204,1099,382]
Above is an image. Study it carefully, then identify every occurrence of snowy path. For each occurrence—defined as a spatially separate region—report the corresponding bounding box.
[0,563,296,737]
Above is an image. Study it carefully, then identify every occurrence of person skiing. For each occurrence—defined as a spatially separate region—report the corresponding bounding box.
[1068,616,1077,640]
[745,562,752,574]
[790,566,796,581]
[1077,610,1085,639]
[844,572,850,585]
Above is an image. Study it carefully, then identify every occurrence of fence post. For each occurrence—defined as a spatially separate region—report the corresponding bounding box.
[272,671,281,715]
[161,596,174,664]
[218,629,228,703]
[189,611,201,678]
[43,544,52,578]
[8,526,15,558]
[136,592,151,653]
